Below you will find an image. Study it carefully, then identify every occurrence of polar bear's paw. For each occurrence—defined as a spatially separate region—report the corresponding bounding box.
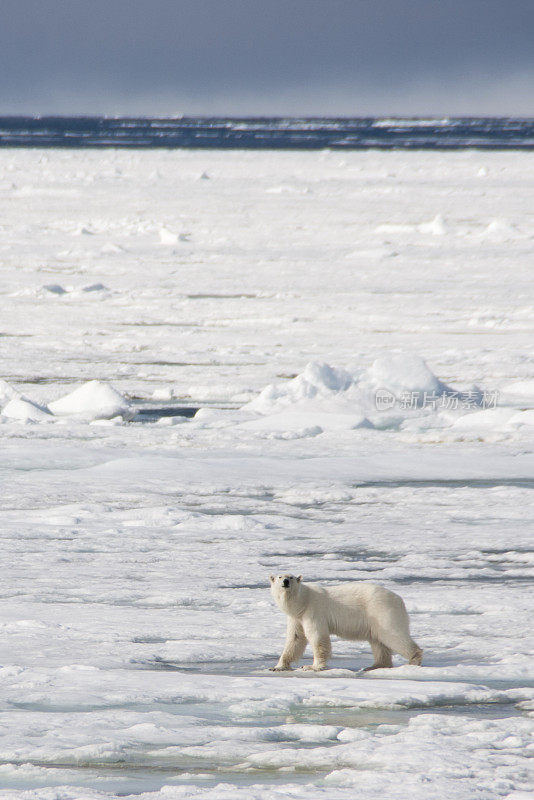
[300,664,327,671]
[270,665,291,671]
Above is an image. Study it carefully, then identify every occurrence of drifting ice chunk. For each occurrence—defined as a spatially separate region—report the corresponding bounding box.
[452,408,516,430]
[159,227,179,245]
[1,396,52,422]
[152,387,174,401]
[419,214,446,235]
[367,353,447,399]
[49,380,130,420]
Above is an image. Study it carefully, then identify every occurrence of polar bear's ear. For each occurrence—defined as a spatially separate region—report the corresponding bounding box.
[296,575,302,582]
[269,575,275,583]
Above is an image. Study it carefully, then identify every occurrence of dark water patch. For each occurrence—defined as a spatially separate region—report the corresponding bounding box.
[121,321,200,327]
[0,332,33,337]
[132,360,263,367]
[218,582,270,590]
[11,376,86,385]
[132,407,198,420]
[352,479,534,490]
[186,293,259,299]
[391,574,533,585]
[266,548,398,562]
[131,636,169,644]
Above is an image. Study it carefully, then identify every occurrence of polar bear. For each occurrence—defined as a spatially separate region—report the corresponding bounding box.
[269,574,422,671]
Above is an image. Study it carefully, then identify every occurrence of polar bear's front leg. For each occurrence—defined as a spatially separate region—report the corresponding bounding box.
[271,618,307,671]
[301,621,331,671]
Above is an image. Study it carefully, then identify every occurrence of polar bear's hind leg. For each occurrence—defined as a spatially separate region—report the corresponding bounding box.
[370,593,423,666]
[377,628,423,665]
[364,639,393,670]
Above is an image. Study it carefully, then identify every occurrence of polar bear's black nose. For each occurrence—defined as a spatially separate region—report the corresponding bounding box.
[282,578,290,588]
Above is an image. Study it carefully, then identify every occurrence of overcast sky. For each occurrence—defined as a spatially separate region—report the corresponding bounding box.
[1,0,534,116]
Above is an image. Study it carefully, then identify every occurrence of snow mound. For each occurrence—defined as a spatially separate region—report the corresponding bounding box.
[481,218,517,240]
[246,362,353,414]
[49,380,131,420]
[1,396,53,422]
[366,353,447,399]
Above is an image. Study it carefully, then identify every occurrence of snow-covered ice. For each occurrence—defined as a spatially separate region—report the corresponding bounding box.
[0,148,533,799]
[48,380,131,420]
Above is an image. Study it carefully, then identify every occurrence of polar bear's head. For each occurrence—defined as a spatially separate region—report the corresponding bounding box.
[269,573,302,607]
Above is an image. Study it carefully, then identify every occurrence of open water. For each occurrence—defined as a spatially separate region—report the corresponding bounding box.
[1,115,534,148]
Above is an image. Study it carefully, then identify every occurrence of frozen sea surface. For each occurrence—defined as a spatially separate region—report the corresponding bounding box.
[0,149,533,799]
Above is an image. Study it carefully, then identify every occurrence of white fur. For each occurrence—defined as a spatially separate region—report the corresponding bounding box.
[269,573,423,671]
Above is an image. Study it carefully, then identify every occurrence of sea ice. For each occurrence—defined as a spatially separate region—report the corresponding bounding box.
[0,147,532,800]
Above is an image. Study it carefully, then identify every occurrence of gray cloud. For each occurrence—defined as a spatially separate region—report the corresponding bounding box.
[1,0,534,115]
